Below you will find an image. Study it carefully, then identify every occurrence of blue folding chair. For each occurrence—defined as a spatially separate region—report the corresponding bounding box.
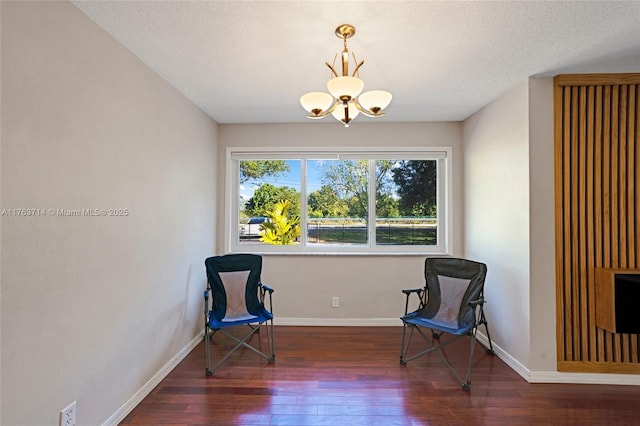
[204,254,275,375]
[400,257,494,390]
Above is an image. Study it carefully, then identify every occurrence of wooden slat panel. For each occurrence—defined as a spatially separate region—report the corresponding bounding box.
[555,75,640,371]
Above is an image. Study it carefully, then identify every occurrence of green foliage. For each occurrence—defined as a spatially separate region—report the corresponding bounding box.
[260,200,301,245]
[392,160,437,216]
[320,160,397,220]
[240,160,289,183]
[321,160,369,218]
[375,192,400,218]
[307,185,349,218]
[245,183,300,218]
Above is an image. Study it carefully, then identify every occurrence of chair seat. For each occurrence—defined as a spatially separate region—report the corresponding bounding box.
[402,312,471,336]
[208,308,273,329]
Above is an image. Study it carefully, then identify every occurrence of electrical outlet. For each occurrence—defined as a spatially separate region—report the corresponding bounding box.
[332,296,340,308]
[60,401,76,426]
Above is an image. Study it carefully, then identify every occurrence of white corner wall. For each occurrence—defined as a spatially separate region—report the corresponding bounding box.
[463,77,635,385]
[1,2,217,424]
[218,123,463,323]
[527,77,557,372]
[463,82,532,369]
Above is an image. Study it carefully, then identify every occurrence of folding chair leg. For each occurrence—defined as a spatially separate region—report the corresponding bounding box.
[265,318,275,363]
[480,310,494,354]
[399,323,415,365]
[461,331,477,391]
[205,326,213,376]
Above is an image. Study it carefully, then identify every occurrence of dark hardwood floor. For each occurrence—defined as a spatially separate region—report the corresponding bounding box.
[121,326,640,425]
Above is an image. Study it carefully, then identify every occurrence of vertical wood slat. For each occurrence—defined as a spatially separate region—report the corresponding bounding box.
[630,86,638,269]
[586,85,596,361]
[620,86,628,269]
[559,87,573,360]
[554,83,567,363]
[630,86,638,362]
[611,86,622,363]
[578,86,588,360]
[555,74,640,371]
[619,86,629,362]
[594,85,605,363]
[602,85,613,362]
[570,86,580,361]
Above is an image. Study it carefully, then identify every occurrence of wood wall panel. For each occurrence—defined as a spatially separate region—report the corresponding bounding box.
[554,74,640,373]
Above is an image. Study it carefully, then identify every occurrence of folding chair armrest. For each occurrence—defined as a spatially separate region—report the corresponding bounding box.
[402,288,426,314]
[469,297,485,306]
[259,283,274,312]
[203,290,210,326]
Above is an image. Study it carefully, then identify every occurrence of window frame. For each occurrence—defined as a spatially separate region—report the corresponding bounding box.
[225,146,453,255]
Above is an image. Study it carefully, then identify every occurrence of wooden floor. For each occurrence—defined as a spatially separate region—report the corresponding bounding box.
[121,326,640,425]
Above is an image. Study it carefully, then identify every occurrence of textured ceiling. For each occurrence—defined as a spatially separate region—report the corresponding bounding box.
[72,1,640,124]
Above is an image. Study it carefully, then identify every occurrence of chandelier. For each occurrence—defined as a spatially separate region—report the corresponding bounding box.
[300,24,392,127]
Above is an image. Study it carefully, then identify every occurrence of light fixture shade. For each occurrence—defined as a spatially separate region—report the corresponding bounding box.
[331,101,360,123]
[327,76,364,99]
[357,90,393,112]
[300,92,334,114]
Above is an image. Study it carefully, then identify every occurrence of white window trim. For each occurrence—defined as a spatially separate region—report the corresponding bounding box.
[225,146,453,256]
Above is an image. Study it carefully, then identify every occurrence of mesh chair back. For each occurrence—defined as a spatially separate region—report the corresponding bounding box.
[421,257,487,331]
[205,254,263,323]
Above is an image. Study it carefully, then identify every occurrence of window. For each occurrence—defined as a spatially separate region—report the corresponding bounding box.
[226,147,452,255]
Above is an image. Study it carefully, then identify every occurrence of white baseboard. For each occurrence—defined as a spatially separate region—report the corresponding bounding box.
[475,331,531,381]
[101,330,204,426]
[475,331,640,386]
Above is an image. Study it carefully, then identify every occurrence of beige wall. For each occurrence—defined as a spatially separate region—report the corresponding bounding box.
[463,81,532,367]
[1,2,217,424]
[217,122,464,321]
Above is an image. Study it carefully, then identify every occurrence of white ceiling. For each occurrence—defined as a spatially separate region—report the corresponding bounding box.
[72,1,640,124]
